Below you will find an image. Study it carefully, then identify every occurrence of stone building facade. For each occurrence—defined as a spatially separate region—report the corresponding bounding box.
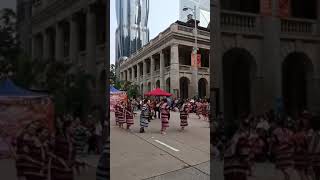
[119,21,210,99]
[30,0,106,108]
[17,0,32,56]
[211,0,320,122]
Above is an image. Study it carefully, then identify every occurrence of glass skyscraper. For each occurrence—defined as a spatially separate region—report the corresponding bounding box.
[115,0,150,66]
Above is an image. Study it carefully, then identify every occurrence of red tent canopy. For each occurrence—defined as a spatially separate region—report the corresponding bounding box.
[144,88,172,97]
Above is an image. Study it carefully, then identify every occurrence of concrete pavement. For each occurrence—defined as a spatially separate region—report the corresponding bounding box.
[110,111,210,180]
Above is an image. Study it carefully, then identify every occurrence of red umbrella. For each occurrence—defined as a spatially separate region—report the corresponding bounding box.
[144,88,172,97]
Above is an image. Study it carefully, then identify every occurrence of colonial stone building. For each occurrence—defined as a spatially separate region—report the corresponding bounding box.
[119,21,210,99]
[211,0,320,122]
[30,0,106,108]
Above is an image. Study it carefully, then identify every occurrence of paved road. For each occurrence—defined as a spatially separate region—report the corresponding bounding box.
[210,160,301,180]
[110,111,210,180]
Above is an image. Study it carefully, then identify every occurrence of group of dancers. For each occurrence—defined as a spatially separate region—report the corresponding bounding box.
[114,98,210,134]
[13,118,88,180]
[223,111,320,180]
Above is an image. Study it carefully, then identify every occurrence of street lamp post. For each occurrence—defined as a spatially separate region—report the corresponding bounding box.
[183,5,199,98]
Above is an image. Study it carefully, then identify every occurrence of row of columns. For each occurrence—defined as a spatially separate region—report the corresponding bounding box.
[120,44,206,98]
[32,5,100,75]
[120,47,169,94]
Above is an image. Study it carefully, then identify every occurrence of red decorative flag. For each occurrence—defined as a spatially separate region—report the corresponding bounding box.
[279,0,290,17]
[261,0,272,16]
[197,54,201,68]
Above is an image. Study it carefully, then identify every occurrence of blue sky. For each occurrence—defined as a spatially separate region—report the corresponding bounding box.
[110,0,180,64]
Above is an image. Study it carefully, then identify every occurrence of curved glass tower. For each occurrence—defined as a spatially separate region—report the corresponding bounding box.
[115,0,150,66]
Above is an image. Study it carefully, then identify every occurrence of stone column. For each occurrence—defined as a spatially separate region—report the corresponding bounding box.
[32,35,36,60]
[69,15,79,63]
[126,69,130,81]
[131,67,134,82]
[43,30,49,60]
[261,0,282,111]
[55,23,63,61]
[143,60,147,93]
[160,51,165,90]
[150,56,155,89]
[137,64,140,83]
[86,6,97,75]
[170,44,179,97]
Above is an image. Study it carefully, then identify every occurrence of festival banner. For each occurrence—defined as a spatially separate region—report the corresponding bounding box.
[0,97,54,158]
[110,93,128,112]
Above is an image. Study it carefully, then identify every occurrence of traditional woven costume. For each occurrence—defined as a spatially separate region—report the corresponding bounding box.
[309,130,320,179]
[117,104,126,127]
[23,136,47,180]
[140,104,150,131]
[180,104,189,128]
[73,125,91,156]
[114,104,120,125]
[161,102,170,132]
[293,130,309,171]
[51,134,75,180]
[202,102,209,120]
[271,127,294,171]
[96,139,109,180]
[196,102,203,117]
[16,133,46,180]
[224,130,250,180]
[125,105,134,129]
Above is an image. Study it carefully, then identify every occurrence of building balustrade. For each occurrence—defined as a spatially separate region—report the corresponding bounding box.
[199,67,209,73]
[221,10,261,34]
[154,70,160,75]
[179,65,191,71]
[281,18,317,35]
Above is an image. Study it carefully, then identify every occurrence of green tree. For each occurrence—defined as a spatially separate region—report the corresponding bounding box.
[109,64,117,85]
[0,8,19,77]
